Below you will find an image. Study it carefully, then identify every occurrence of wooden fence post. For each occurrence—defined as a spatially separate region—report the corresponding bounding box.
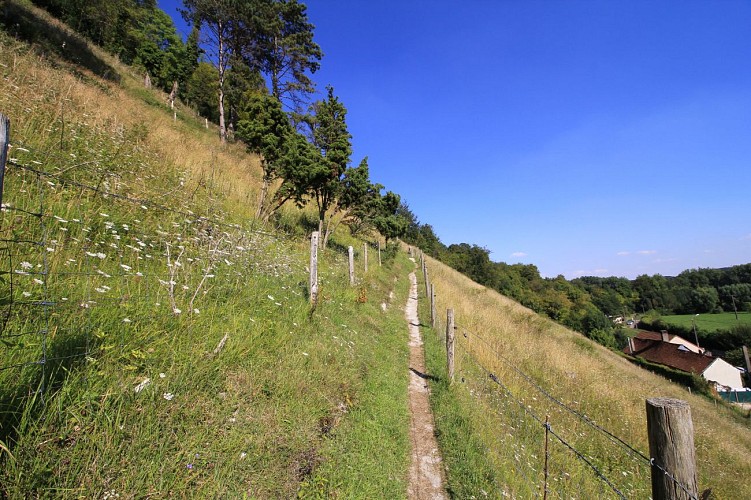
[646,397,698,500]
[446,309,455,383]
[0,113,9,210]
[430,284,436,329]
[363,243,368,273]
[348,246,355,285]
[309,231,319,303]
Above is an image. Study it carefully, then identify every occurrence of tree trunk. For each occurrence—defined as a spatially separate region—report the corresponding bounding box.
[256,175,269,220]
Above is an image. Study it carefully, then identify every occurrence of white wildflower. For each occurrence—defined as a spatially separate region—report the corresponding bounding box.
[122,318,131,323]
[134,378,151,393]
[163,392,174,401]
[20,261,33,270]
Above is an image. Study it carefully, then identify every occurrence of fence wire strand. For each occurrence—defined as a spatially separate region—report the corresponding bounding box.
[420,258,697,499]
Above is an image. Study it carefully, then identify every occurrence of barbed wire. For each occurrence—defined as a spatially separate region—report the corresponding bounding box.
[0,148,308,405]
[649,458,699,500]
[455,339,627,499]
[6,158,279,237]
[434,295,696,498]
[457,324,651,466]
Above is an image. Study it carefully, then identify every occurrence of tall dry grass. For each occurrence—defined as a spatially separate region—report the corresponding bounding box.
[425,253,751,497]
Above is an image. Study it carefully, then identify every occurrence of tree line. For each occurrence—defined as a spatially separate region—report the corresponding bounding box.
[27,0,410,248]
[400,210,751,354]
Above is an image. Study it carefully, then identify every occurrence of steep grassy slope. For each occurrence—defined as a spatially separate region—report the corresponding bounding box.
[0,12,414,497]
[420,253,751,498]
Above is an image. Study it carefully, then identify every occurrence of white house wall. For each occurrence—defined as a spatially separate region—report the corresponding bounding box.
[703,359,744,390]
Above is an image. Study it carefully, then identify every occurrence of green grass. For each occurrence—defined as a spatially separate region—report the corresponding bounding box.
[0,22,415,498]
[418,279,500,498]
[661,312,751,332]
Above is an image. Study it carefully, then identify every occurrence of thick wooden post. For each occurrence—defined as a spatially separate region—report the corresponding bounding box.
[0,113,9,209]
[348,246,355,285]
[363,243,368,273]
[430,284,436,328]
[646,398,698,500]
[446,309,455,383]
[309,231,319,303]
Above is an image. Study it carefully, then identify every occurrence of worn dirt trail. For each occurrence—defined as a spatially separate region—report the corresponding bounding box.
[405,268,448,499]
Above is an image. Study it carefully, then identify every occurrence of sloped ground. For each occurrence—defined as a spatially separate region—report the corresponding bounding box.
[406,269,447,499]
[0,19,414,497]
[422,254,751,498]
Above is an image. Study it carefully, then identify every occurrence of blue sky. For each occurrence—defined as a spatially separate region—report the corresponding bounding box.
[159,1,751,279]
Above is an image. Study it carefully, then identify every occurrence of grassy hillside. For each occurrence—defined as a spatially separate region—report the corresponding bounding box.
[0,10,414,497]
[2,4,751,498]
[419,253,751,498]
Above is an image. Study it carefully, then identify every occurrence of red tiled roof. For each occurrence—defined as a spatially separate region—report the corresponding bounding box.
[635,330,669,342]
[624,338,714,374]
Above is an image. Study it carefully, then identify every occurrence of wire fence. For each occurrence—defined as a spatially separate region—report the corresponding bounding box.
[420,253,700,499]
[0,138,306,435]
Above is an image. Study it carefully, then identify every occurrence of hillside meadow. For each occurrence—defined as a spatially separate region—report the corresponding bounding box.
[420,253,751,498]
[0,18,415,497]
[1,4,751,498]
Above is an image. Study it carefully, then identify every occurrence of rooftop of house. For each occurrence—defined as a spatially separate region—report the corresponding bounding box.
[624,337,714,375]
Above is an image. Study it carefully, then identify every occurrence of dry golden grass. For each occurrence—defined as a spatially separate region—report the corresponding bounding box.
[424,253,751,497]
[1,12,262,223]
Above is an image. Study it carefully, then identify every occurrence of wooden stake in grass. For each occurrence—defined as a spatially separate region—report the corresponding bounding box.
[0,113,8,209]
[430,283,436,329]
[646,397,698,500]
[309,231,319,303]
[446,308,455,383]
[348,245,355,286]
[363,243,368,273]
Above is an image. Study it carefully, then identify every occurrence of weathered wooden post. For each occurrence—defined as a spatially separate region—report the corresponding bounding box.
[446,309,455,383]
[363,243,368,273]
[430,284,436,328]
[646,398,698,500]
[348,246,355,285]
[0,113,9,209]
[309,231,319,303]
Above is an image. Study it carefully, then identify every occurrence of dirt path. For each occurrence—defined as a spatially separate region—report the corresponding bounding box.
[406,269,448,499]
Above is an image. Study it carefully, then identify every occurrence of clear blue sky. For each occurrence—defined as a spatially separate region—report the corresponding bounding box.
[159,0,751,279]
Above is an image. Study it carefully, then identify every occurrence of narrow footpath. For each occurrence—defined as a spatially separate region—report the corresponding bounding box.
[405,269,448,499]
